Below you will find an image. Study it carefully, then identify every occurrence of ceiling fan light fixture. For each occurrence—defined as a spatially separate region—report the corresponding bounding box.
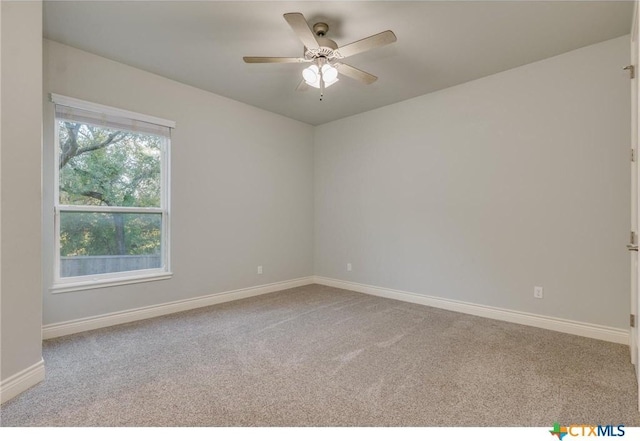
[304,62,339,89]
[324,76,339,87]
[305,74,339,89]
[302,64,319,83]
[321,64,338,82]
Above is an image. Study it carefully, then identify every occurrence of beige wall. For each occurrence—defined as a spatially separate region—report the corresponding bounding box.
[0,1,43,398]
[315,36,631,329]
[43,40,315,324]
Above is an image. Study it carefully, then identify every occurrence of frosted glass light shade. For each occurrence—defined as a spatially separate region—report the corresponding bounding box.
[302,65,319,83]
[322,64,338,82]
[323,77,339,87]
[303,62,339,89]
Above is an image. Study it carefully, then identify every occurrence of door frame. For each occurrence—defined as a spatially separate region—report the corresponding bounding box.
[632,0,639,411]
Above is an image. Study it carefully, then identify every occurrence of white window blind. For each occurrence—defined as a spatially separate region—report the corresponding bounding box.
[55,104,171,138]
[51,93,175,136]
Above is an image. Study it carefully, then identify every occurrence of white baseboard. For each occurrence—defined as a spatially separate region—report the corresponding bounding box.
[0,358,45,404]
[42,274,629,345]
[313,276,629,345]
[42,276,315,339]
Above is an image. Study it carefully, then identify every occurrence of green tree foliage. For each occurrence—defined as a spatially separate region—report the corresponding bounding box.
[59,121,162,257]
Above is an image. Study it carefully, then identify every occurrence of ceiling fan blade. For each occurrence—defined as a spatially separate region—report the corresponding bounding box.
[283,12,319,50]
[243,56,308,63]
[335,63,378,85]
[335,30,397,59]
[296,79,309,92]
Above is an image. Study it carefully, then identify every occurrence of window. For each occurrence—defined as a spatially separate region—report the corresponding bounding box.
[51,94,174,291]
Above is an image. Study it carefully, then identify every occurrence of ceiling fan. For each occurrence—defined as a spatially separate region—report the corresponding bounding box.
[243,13,397,100]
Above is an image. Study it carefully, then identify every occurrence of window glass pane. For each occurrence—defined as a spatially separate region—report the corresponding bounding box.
[60,212,162,277]
[58,121,162,208]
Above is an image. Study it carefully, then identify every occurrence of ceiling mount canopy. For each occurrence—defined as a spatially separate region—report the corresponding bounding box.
[313,22,329,37]
[243,12,397,101]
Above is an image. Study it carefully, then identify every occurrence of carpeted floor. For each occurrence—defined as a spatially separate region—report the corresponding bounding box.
[1,284,639,426]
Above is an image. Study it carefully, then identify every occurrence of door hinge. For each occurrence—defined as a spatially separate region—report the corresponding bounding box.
[632,149,636,162]
[632,231,637,245]
[624,65,635,79]
[631,314,636,328]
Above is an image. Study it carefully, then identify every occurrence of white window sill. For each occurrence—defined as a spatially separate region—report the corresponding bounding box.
[51,272,173,294]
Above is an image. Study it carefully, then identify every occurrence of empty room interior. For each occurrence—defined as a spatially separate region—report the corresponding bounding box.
[3,0,640,428]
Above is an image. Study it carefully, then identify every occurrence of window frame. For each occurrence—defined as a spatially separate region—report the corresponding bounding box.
[50,94,174,293]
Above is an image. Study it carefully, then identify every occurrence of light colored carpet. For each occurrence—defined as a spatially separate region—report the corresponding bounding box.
[1,284,638,426]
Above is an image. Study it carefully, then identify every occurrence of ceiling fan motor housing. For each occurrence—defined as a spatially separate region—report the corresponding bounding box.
[304,23,341,60]
[305,37,339,60]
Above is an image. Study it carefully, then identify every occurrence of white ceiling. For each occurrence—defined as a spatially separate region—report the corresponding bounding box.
[43,1,634,126]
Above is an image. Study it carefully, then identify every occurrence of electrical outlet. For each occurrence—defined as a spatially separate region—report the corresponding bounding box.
[347,263,352,272]
[534,286,544,299]
[257,265,263,275]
